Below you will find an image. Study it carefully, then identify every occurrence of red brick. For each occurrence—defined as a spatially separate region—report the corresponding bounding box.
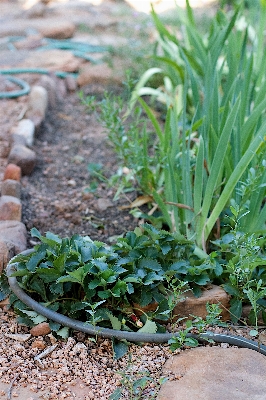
[3,164,21,181]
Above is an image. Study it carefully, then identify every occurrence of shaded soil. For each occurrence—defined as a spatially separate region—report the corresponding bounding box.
[21,86,139,246]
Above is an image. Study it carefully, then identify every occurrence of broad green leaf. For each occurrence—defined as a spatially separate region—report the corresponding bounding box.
[139,258,162,271]
[137,319,157,334]
[30,227,42,239]
[108,388,122,400]
[107,312,122,330]
[230,298,243,323]
[112,339,129,360]
[56,326,69,339]
[27,250,46,272]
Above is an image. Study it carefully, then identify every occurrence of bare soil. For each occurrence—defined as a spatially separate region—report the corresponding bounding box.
[21,86,139,246]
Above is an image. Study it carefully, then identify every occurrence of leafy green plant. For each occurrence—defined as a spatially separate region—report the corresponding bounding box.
[9,225,221,338]
[168,303,226,351]
[213,206,266,324]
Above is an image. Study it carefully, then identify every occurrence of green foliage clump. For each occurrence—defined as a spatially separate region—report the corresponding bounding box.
[8,225,221,334]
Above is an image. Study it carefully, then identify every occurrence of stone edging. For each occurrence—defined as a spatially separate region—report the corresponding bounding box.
[0,76,63,276]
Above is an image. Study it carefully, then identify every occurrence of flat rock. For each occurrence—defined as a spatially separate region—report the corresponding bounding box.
[12,119,35,147]
[0,195,22,221]
[0,220,27,254]
[38,19,75,39]
[0,18,75,39]
[20,50,81,73]
[96,198,113,212]
[157,347,266,400]
[8,144,36,175]
[0,240,15,274]
[173,285,230,321]
[25,85,48,130]
[1,179,21,198]
[77,63,122,87]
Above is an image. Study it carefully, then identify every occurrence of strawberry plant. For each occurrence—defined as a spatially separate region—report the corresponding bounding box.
[8,225,221,334]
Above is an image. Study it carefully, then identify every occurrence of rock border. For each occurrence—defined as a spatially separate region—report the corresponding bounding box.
[0,75,60,274]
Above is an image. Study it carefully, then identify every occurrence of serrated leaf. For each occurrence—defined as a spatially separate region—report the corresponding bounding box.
[27,251,46,272]
[138,319,157,334]
[50,281,64,296]
[143,272,164,285]
[46,232,62,244]
[88,278,101,289]
[139,258,162,271]
[107,312,122,330]
[160,243,172,255]
[49,321,61,331]
[223,283,241,297]
[32,315,47,324]
[140,290,153,306]
[185,337,199,347]
[126,282,134,294]
[123,275,140,283]
[20,310,47,324]
[193,273,210,285]
[56,326,69,338]
[57,266,85,284]
[112,339,129,360]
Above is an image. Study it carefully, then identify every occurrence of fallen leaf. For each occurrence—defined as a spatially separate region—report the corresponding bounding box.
[119,195,153,210]
[57,113,73,120]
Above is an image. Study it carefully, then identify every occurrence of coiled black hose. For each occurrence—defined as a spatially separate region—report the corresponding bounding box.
[6,262,266,355]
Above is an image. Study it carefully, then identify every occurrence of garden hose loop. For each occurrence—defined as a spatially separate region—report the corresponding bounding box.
[0,36,106,98]
[6,259,266,355]
[0,75,30,98]
[0,69,78,99]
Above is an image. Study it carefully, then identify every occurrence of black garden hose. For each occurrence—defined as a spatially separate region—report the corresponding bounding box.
[6,262,266,355]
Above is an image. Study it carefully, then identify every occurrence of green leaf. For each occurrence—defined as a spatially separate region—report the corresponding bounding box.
[140,290,153,306]
[137,319,157,334]
[230,298,242,323]
[184,337,199,347]
[223,283,241,297]
[49,321,61,331]
[98,290,111,299]
[30,227,42,239]
[108,388,122,400]
[57,266,85,284]
[56,326,69,339]
[27,250,46,272]
[139,258,162,271]
[143,272,164,285]
[107,312,122,330]
[112,339,129,360]
[20,310,47,325]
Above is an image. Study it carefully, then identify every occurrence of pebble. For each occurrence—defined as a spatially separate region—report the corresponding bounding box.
[30,322,51,336]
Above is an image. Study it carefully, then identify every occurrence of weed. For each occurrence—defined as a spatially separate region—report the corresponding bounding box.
[109,353,168,400]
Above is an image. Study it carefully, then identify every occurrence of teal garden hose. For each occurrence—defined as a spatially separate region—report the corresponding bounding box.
[0,37,107,99]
